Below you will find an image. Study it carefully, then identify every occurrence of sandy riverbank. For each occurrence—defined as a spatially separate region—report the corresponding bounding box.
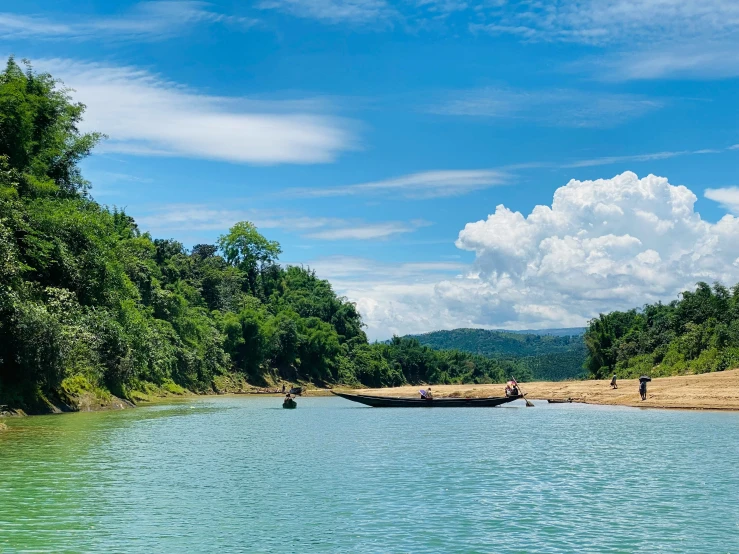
[352,369,739,411]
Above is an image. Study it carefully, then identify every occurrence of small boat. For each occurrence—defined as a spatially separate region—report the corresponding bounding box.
[547,398,573,404]
[289,386,303,396]
[283,398,297,409]
[332,391,520,408]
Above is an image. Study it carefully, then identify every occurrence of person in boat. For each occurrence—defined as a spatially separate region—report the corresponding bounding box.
[610,374,618,389]
[639,380,647,400]
[426,387,433,400]
[505,380,519,397]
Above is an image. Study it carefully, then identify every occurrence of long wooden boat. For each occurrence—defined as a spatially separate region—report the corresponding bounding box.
[332,391,521,408]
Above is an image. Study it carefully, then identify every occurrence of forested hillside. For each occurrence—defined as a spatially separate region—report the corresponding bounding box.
[411,328,587,380]
[0,58,529,412]
[584,282,739,379]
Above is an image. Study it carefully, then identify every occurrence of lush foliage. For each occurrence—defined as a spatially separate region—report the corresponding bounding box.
[0,59,524,410]
[584,281,739,379]
[411,328,587,380]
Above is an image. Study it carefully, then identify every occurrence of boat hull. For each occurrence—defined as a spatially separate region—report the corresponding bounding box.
[332,391,521,408]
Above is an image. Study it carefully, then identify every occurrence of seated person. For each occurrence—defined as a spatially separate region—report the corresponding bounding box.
[426,387,433,399]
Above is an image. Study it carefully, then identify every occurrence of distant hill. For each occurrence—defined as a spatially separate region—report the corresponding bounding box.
[407,328,587,381]
[505,327,586,337]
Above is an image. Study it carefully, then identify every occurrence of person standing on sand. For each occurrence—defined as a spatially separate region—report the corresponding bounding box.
[639,380,647,400]
[610,374,618,389]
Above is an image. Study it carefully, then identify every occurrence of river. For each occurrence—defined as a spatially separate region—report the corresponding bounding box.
[1,397,738,553]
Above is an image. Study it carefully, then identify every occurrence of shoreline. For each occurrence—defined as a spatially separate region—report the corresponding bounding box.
[3,370,738,419]
[352,369,739,411]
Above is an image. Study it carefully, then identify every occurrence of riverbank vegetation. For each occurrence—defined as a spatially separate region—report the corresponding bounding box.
[0,58,531,412]
[585,282,739,379]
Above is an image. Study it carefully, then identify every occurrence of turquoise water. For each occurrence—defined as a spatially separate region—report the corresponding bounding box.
[1,397,738,553]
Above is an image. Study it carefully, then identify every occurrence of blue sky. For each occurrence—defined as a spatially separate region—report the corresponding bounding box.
[3,0,739,338]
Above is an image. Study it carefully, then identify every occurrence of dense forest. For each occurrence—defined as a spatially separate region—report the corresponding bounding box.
[584,281,739,379]
[411,328,587,381]
[0,58,530,412]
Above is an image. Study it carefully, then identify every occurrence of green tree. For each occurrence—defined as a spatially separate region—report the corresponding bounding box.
[0,57,103,197]
[217,221,281,295]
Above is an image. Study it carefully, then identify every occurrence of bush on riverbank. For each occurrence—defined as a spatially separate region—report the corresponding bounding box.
[0,58,529,411]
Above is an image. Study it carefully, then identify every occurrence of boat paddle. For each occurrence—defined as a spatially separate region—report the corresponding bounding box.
[513,378,534,407]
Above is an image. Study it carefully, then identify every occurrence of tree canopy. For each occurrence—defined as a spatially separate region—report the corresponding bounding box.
[584,281,739,379]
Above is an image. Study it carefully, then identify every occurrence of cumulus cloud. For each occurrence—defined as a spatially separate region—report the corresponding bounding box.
[36,59,354,164]
[317,172,739,339]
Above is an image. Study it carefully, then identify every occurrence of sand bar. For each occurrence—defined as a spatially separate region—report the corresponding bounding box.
[353,369,739,411]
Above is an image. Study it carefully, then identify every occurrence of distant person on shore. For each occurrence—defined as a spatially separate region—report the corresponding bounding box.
[281,383,286,393]
[610,374,618,389]
[639,380,647,400]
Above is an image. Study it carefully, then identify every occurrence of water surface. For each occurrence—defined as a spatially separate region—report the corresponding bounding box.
[1,397,738,553]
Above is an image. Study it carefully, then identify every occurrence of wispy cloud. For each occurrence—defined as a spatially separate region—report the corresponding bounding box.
[414,0,468,14]
[584,44,739,81]
[285,146,736,200]
[296,255,466,280]
[37,59,355,165]
[561,148,725,169]
[470,1,739,80]
[430,87,662,127]
[287,169,507,199]
[0,1,256,41]
[472,0,739,46]
[257,0,395,24]
[705,187,739,214]
[304,220,431,240]
[133,204,428,241]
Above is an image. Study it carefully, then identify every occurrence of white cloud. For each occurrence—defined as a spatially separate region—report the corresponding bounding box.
[287,169,507,198]
[474,0,739,46]
[430,87,662,127]
[0,1,255,41]
[414,0,468,14]
[37,59,354,164]
[471,1,739,79]
[133,204,425,241]
[705,187,739,214]
[588,44,739,81]
[304,220,430,240]
[298,256,470,339]
[321,172,739,339]
[258,0,395,24]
